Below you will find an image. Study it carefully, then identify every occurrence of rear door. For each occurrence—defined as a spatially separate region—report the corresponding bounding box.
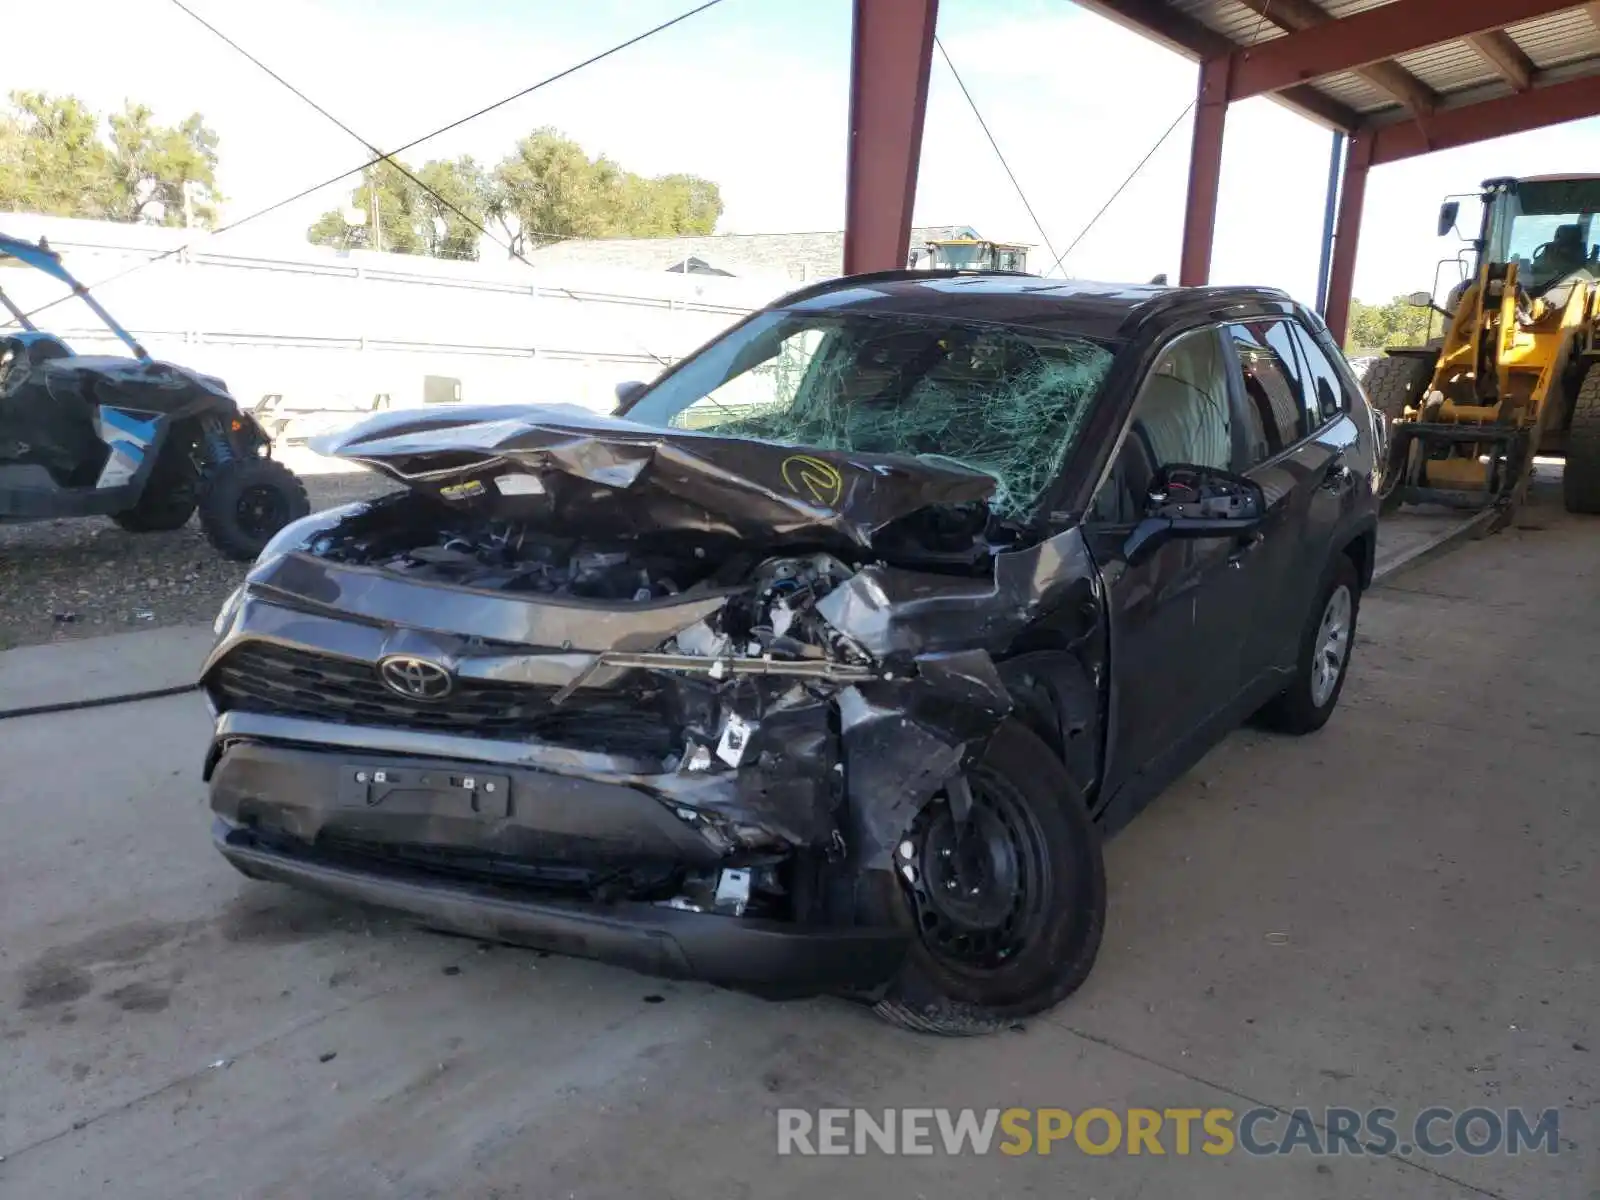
[1222,318,1359,688]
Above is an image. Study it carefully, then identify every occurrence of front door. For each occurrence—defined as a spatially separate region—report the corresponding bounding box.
[1081,327,1259,804]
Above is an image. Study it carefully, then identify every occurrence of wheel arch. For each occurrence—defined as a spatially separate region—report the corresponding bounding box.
[1339,521,1378,591]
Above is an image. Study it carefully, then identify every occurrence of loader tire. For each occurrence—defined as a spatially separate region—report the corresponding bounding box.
[1361,355,1433,426]
[1563,364,1600,515]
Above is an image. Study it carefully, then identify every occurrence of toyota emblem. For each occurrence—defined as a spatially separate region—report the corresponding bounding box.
[378,655,453,700]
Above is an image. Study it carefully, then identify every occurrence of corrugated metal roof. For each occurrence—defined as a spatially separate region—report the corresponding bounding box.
[1509,9,1600,69]
[1314,0,1399,16]
[1169,0,1286,46]
[1115,0,1600,131]
[1393,40,1503,94]
[1310,71,1398,113]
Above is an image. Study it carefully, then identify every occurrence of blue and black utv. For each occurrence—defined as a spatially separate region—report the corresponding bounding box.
[0,234,308,560]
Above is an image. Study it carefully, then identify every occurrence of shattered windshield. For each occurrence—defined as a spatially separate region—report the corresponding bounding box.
[624,310,1116,516]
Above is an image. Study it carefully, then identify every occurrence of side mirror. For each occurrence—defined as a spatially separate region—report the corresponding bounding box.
[1437,200,1460,238]
[1405,290,1434,308]
[614,380,647,409]
[1123,516,1176,563]
[1122,464,1265,565]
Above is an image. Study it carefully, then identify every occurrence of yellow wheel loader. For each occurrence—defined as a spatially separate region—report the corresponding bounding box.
[908,237,1030,273]
[1361,175,1600,516]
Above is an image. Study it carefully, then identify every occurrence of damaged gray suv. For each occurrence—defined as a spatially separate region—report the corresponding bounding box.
[204,272,1379,1032]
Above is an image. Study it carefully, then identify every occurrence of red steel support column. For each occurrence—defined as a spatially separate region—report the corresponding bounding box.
[1179,56,1231,287]
[843,0,938,276]
[1323,130,1373,347]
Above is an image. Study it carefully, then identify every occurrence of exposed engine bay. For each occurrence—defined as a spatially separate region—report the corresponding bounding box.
[205,403,1105,961]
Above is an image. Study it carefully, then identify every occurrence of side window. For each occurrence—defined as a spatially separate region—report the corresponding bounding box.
[1286,322,1348,425]
[1089,328,1232,524]
[1228,321,1309,463]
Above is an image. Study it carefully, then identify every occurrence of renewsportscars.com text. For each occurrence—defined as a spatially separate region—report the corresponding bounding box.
[776,1106,1560,1158]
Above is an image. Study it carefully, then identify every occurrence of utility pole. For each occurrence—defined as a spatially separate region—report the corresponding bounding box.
[370,167,382,253]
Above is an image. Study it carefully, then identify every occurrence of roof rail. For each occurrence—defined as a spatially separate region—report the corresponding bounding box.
[769,268,1036,309]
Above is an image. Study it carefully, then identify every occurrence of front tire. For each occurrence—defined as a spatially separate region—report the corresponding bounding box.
[1360,355,1432,426]
[197,457,309,561]
[873,720,1106,1035]
[1258,554,1360,735]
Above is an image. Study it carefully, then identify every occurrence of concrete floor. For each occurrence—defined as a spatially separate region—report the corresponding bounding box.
[1,506,1595,1199]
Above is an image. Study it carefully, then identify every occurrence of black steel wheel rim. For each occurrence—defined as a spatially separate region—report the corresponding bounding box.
[900,768,1053,974]
[235,483,288,539]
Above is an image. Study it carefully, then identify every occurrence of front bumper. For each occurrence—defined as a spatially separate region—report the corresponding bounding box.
[207,732,910,997]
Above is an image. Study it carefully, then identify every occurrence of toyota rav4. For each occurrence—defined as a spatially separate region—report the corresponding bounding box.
[203,272,1380,1033]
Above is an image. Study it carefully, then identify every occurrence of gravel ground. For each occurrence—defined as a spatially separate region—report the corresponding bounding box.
[0,467,395,650]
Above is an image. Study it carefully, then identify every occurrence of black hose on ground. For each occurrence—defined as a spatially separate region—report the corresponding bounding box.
[0,682,198,721]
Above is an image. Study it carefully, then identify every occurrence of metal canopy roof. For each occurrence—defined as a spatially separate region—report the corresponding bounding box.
[1078,0,1600,153]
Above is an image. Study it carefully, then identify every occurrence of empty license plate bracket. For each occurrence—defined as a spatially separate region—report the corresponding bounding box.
[337,765,512,819]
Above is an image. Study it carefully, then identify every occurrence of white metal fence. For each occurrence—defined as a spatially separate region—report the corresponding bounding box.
[0,214,791,418]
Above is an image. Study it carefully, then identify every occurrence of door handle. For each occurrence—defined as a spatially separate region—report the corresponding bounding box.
[1322,456,1354,491]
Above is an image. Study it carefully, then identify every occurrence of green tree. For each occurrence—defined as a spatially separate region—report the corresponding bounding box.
[0,91,221,227]
[488,128,722,254]
[0,92,116,218]
[1345,295,1436,354]
[414,156,488,259]
[107,104,223,227]
[308,156,487,259]
[309,131,723,260]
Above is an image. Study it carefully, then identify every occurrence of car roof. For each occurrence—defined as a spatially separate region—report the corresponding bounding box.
[769,271,1300,343]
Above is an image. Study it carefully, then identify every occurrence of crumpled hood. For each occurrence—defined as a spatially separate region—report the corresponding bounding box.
[42,355,233,400]
[312,403,996,548]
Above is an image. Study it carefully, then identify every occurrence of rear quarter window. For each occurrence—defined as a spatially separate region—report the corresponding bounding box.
[1286,321,1350,426]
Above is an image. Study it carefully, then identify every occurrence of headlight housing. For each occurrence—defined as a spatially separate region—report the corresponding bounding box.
[213,585,245,636]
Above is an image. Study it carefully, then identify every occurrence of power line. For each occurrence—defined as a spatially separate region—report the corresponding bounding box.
[933,36,1062,274]
[1044,100,1193,277]
[1045,0,1281,278]
[17,0,727,327]
[165,0,722,364]
[165,0,583,254]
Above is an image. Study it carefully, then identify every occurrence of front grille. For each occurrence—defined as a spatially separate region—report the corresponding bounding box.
[210,642,673,757]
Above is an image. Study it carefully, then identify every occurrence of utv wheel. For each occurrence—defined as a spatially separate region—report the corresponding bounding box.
[1258,554,1360,735]
[111,479,198,532]
[873,720,1106,1036]
[198,457,309,561]
[1562,364,1600,515]
[1360,355,1432,426]
[111,440,200,532]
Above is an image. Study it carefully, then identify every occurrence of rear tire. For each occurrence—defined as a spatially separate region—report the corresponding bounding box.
[873,720,1106,1035]
[111,481,197,532]
[1562,364,1600,515]
[197,457,309,561]
[1361,355,1432,426]
[1258,554,1360,735]
[111,438,200,533]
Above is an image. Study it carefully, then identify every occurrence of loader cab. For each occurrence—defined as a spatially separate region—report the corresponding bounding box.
[909,238,1030,273]
[1466,176,1600,296]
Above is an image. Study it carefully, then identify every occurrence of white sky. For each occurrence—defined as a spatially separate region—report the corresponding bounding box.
[14,0,1600,303]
